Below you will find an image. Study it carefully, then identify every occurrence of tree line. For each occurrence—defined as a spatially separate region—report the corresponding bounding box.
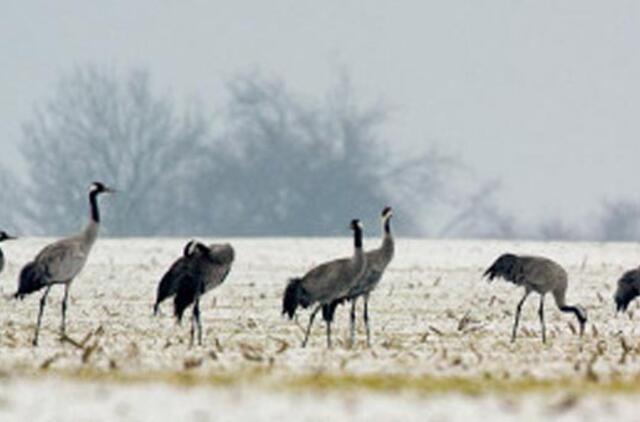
[0,65,636,240]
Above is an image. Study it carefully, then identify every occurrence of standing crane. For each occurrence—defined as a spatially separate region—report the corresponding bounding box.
[15,182,114,346]
[282,219,366,348]
[324,206,394,347]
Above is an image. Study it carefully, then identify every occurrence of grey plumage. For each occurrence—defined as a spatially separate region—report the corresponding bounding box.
[15,182,114,346]
[326,206,394,347]
[282,219,366,348]
[0,231,17,276]
[614,267,640,313]
[154,240,234,347]
[484,253,587,343]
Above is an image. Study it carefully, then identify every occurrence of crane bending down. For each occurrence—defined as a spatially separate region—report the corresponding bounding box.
[484,253,587,343]
[14,182,114,346]
[614,267,640,313]
[282,219,366,348]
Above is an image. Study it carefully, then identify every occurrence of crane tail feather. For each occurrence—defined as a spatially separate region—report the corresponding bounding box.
[14,261,48,299]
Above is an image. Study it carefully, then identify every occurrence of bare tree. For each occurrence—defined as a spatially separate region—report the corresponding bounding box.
[190,73,479,236]
[18,66,513,238]
[20,66,209,235]
[437,181,518,239]
[185,75,379,235]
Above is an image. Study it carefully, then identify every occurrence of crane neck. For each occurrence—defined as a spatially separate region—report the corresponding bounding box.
[82,220,100,249]
[83,190,102,249]
[382,217,393,241]
[352,225,366,276]
[381,218,394,261]
[353,225,363,250]
[89,190,101,223]
[552,289,567,309]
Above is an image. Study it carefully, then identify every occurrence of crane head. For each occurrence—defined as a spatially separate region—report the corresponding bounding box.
[89,181,116,195]
[183,240,199,257]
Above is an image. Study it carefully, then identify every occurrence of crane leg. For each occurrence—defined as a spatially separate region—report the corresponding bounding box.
[194,297,202,346]
[326,320,332,348]
[302,304,322,348]
[349,298,357,348]
[511,290,530,343]
[538,294,546,343]
[189,296,202,348]
[61,283,70,335]
[189,310,195,348]
[363,294,371,348]
[33,285,52,346]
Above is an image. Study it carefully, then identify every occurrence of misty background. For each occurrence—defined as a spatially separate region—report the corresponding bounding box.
[1,1,639,239]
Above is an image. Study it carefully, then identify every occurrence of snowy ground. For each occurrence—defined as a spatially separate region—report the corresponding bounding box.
[1,237,640,420]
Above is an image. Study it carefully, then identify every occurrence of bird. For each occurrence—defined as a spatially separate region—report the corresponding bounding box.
[282,219,366,348]
[324,206,395,347]
[154,240,234,347]
[0,230,17,276]
[614,267,640,313]
[14,181,115,346]
[153,240,199,316]
[483,253,587,343]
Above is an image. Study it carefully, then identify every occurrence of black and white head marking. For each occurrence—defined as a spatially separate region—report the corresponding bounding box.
[183,240,198,257]
[89,181,115,195]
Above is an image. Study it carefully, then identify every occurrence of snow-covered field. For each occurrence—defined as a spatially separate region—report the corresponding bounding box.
[1,237,640,421]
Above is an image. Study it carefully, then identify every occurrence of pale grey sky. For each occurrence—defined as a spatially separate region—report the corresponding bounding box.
[2,0,639,229]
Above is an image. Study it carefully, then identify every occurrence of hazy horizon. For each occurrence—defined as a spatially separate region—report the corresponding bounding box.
[2,1,639,233]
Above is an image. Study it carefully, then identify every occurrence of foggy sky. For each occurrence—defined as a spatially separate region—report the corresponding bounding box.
[2,1,639,230]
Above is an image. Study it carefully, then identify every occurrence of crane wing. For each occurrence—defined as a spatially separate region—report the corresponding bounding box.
[203,261,232,293]
[301,258,352,302]
[156,257,194,306]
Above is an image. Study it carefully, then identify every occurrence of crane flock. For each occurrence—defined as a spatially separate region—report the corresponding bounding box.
[0,181,637,348]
